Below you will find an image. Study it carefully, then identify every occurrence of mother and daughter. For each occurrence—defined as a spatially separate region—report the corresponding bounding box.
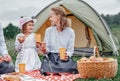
[15,6,78,74]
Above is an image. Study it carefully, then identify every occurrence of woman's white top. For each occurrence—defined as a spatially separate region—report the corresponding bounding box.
[44,26,75,57]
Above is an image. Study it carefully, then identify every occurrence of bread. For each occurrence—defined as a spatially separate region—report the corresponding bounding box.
[3,75,21,81]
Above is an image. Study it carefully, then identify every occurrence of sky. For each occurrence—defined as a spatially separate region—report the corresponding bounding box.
[0,0,120,27]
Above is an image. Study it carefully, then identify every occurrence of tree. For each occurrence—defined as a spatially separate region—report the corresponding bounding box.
[3,23,20,39]
[101,12,120,27]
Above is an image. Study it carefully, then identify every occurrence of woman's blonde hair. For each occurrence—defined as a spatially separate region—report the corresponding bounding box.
[51,7,71,30]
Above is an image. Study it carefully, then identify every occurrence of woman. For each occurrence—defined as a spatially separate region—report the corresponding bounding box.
[41,7,78,75]
[15,17,41,72]
[0,23,14,74]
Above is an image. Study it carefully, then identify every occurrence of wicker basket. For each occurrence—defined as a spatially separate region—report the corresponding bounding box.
[77,46,118,79]
[77,59,118,79]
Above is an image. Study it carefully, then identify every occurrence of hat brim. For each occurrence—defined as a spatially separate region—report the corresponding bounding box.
[20,19,37,29]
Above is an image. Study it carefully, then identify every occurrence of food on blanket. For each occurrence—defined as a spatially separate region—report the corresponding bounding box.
[80,57,88,62]
[19,63,25,73]
[59,48,66,60]
[8,72,20,75]
[18,36,25,43]
[35,33,41,43]
[3,75,21,81]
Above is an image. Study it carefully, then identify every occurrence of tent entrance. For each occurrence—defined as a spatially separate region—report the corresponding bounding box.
[69,16,97,48]
[68,15,97,56]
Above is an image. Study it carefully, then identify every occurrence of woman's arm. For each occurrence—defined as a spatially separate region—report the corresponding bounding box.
[43,28,51,54]
[66,29,75,57]
[0,24,8,56]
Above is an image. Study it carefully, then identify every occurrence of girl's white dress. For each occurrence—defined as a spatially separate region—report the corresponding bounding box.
[15,33,41,72]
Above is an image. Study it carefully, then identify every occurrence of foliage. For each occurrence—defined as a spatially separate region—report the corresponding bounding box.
[101,13,120,27]
[3,23,20,39]
[5,39,16,64]
[111,26,120,49]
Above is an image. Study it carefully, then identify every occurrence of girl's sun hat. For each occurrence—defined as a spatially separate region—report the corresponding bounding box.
[19,16,36,29]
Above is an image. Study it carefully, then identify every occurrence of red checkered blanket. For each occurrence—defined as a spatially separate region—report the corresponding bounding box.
[24,70,81,81]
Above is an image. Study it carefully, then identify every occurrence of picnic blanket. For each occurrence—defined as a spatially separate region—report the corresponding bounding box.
[24,70,81,81]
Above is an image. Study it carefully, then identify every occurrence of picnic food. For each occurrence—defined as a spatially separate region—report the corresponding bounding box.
[18,36,25,43]
[107,58,115,61]
[3,75,21,81]
[89,56,96,61]
[79,56,115,62]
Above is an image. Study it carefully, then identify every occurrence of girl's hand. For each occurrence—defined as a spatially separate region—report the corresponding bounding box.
[18,36,25,43]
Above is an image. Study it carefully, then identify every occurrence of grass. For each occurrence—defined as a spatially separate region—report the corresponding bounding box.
[5,26,120,81]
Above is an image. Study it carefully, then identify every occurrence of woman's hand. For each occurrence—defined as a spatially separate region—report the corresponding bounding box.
[41,47,47,54]
[0,56,3,63]
[64,53,69,61]
[36,42,41,48]
[40,42,47,54]
[61,53,69,61]
[2,54,12,62]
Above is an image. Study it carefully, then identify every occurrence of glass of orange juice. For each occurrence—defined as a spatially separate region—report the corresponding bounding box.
[19,63,25,73]
[35,33,41,43]
[59,48,66,60]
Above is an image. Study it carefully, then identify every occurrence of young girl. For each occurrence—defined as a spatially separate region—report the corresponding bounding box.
[15,17,41,72]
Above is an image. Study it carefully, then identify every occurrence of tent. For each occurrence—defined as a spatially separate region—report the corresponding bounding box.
[33,0,119,56]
